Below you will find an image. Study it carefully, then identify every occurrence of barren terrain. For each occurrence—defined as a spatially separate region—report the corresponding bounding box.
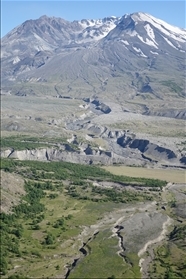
[0,170,25,213]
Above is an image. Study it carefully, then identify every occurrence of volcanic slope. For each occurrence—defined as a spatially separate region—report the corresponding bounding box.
[1,12,186,119]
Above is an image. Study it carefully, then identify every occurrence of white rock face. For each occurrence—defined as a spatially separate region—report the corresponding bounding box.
[9,149,48,161]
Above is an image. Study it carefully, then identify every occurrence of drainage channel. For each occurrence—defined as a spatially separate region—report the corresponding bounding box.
[65,231,99,279]
[115,225,133,267]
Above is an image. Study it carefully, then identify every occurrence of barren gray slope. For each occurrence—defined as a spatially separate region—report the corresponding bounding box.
[1,12,186,119]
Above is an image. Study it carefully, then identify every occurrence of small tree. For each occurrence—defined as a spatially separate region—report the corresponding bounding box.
[45,233,55,245]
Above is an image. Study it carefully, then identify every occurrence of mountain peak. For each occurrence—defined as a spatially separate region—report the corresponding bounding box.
[1,11,186,90]
[130,12,186,34]
[39,15,48,20]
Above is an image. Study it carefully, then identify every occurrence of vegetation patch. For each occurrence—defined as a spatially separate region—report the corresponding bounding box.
[148,224,186,279]
[1,136,51,150]
[69,230,141,279]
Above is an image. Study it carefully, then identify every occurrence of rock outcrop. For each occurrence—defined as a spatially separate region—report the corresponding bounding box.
[143,109,186,120]
[83,98,112,115]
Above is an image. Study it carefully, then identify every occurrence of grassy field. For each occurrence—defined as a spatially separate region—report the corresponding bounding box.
[1,159,162,278]
[69,230,141,279]
[102,166,186,184]
[1,180,127,278]
[13,195,125,278]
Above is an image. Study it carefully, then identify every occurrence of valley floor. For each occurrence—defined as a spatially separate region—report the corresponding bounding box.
[103,165,186,184]
[0,159,185,279]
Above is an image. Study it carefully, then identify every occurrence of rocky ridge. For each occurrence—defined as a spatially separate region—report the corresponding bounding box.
[1,124,185,168]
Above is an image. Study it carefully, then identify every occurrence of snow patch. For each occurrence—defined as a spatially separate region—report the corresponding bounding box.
[137,35,158,49]
[134,12,186,36]
[127,30,138,37]
[79,19,100,28]
[133,46,147,57]
[144,24,155,41]
[150,51,159,55]
[163,36,180,50]
[132,12,186,43]
[146,38,159,48]
[78,20,117,42]
[12,56,20,64]
[120,40,129,45]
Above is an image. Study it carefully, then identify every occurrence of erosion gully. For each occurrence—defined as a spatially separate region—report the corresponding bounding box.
[65,231,99,279]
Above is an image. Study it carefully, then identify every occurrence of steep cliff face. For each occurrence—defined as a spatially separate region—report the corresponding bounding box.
[1,135,185,167]
[129,139,177,161]
[180,156,186,164]
[1,147,114,165]
[8,149,48,161]
[104,130,178,163]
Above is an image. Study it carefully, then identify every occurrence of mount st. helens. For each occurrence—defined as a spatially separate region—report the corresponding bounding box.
[1,12,185,116]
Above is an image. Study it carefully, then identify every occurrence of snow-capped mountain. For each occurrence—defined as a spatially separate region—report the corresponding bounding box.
[1,12,186,107]
[105,12,185,53]
[77,16,121,42]
[1,15,120,57]
[2,12,185,56]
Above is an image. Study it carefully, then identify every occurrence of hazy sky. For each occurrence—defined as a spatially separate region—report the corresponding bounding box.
[1,0,185,37]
